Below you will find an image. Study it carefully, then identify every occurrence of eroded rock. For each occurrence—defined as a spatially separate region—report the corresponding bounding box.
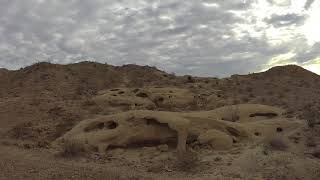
[54,104,303,154]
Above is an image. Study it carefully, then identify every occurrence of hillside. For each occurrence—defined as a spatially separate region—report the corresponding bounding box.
[0,62,319,140]
[0,62,319,180]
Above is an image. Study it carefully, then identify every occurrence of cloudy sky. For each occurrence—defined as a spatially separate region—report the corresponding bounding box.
[0,0,319,77]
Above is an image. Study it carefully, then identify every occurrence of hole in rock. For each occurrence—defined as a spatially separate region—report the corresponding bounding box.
[123,139,177,149]
[84,121,118,132]
[233,138,237,143]
[249,113,278,118]
[106,121,118,129]
[108,118,179,149]
[226,127,242,137]
[187,133,198,144]
[110,89,119,91]
[157,97,164,102]
[97,123,105,129]
[222,116,239,122]
[136,92,148,98]
[132,88,140,93]
[276,127,283,132]
[254,132,261,136]
[144,117,169,128]
[118,91,125,94]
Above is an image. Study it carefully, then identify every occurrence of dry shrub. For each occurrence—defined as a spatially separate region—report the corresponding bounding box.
[1,140,11,146]
[301,107,320,128]
[306,136,317,147]
[265,136,289,151]
[223,105,240,122]
[278,93,285,98]
[89,106,103,114]
[96,171,149,180]
[60,139,85,157]
[185,75,195,83]
[81,99,96,107]
[53,120,77,140]
[9,122,33,139]
[232,99,240,105]
[175,150,199,171]
[245,86,253,92]
[241,96,249,103]
[312,147,320,158]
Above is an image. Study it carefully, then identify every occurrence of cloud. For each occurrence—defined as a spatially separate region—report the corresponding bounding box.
[0,0,319,76]
[264,13,306,27]
[305,0,316,9]
[267,0,291,6]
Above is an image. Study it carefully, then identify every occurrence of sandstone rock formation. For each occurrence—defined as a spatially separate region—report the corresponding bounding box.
[55,104,304,154]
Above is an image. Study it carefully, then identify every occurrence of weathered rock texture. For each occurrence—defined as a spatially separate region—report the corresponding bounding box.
[55,104,303,153]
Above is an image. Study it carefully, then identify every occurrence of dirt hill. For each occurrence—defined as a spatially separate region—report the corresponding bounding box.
[0,62,177,134]
[0,62,319,137]
[0,62,319,180]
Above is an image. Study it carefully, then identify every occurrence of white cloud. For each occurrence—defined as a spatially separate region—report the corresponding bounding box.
[305,0,316,9]
[302,58,320,74]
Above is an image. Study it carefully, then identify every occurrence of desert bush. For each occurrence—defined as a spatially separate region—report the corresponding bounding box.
[249,93,255,98]
[241,96,249,103]
[283,87,290,92]
[82,99,96,107]
[223,105,240,122]
[185,75,195,83]
[245,86,253,92]
[265,136,289,151]
[9,122,33,139]
[278,92,285,99]
[259,97,266,103]
[301,107,320,128]
[89,106,103,114]
[306,137,317,147]
[267,90,274,95]
[312,147,320,158]
[232,99,240,105]
[1,140,11,146]
[175,150,199,171]
[230,106,240,122]
[60,139,85,157]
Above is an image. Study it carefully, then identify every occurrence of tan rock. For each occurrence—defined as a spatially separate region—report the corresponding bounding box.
[198,129,233,150]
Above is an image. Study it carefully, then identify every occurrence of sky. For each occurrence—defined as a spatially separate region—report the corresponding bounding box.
[0,0,319,77]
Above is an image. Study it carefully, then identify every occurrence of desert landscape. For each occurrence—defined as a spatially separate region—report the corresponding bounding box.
[0,62,319,180]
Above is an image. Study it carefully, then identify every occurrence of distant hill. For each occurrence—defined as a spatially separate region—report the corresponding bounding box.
[0,62,175,99]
